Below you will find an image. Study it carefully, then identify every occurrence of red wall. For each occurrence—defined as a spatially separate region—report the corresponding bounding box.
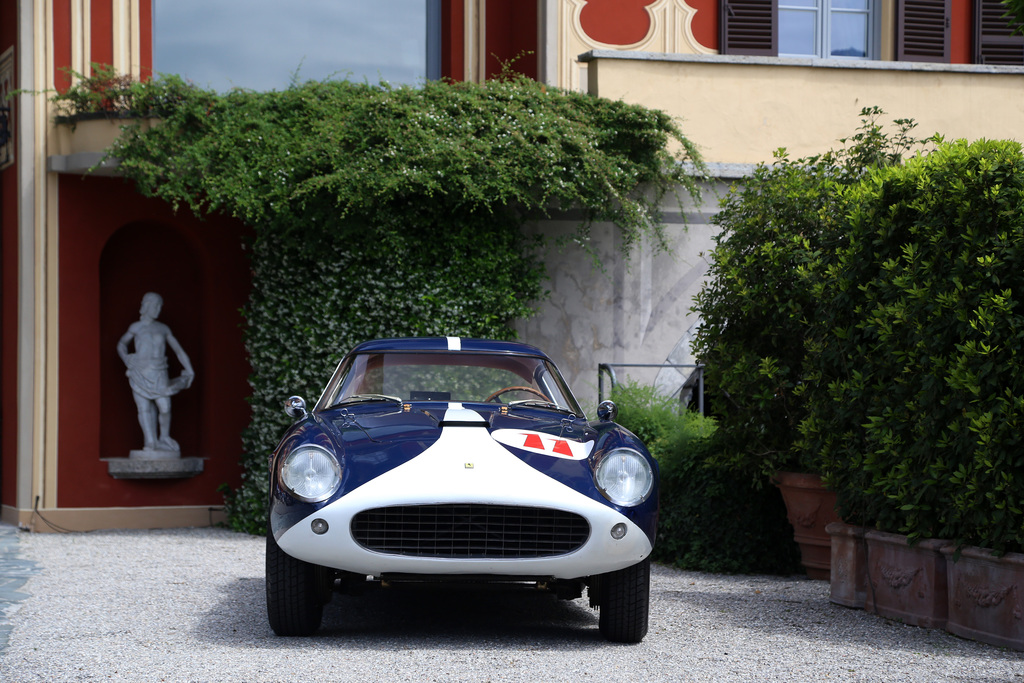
[442,0,465,81]
[91,0,114,70]
[485,0,538,80]
[951,0,971,64]
[579,0,657,45]
[53,0,72,90]
[57,176,250,508]
[55,0,153,86]
[690,0,718,51]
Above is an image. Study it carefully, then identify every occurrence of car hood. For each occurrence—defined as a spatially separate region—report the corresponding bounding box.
[314,402,600,495]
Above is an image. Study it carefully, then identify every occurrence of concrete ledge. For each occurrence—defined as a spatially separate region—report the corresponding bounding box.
[1,504,227,533]
[47,152,121,176]
[579,49,1024,75]
[104,456,204,479]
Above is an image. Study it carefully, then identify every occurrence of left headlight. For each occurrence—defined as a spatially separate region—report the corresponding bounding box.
[279,445,341,502]
[594,448,654,506]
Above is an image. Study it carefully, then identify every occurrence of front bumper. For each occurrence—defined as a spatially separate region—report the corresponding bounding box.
[275,418,653,579]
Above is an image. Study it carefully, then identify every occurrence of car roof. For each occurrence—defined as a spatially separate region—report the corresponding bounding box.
[348,337,551,359]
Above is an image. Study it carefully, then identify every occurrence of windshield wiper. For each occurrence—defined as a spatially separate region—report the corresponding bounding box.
[507,399,576,415]
[335,394,402,407]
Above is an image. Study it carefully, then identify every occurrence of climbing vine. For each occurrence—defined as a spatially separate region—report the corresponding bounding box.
[75,72,704,532]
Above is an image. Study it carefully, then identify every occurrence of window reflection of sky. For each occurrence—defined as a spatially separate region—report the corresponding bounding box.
[780,8,817,55]
[153,0,426,92]
[778,0,869,58]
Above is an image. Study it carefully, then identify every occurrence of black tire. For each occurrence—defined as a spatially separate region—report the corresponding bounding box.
[597,557,651,643]
[266,526,328,636]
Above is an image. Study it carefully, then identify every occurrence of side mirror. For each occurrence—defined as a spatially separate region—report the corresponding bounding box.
[284,395,307,419]
[597,400,618,422]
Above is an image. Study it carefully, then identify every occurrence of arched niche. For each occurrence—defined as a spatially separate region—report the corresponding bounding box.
[99,221,203,460]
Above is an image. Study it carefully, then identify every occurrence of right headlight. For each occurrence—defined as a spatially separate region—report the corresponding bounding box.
[594,448,654,506]
[279,444,341,502]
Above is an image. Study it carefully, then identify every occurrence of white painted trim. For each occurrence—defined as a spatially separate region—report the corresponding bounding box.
[37,0,52,509]
[538,0,559,86]
[130,0,141,79]
[14,0,38,513]
[463,0,475,82]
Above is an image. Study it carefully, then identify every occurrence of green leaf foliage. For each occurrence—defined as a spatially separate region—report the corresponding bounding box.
[91,73,703,533]
[802,139,1024,553]
[692,108,932,483]
[612,382,800,574]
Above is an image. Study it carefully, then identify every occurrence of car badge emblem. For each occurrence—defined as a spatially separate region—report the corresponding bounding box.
[464,462,474,469]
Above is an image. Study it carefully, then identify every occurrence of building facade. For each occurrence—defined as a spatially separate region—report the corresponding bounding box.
[3,0,1024,531]
[1,1,251,531]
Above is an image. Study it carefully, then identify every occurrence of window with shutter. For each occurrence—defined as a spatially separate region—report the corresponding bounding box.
[975,0,1024,64]
[896,0,950,62]
[721,0,779,55]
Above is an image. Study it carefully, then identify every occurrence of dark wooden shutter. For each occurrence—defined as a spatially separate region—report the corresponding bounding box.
[897,0,950,62]
[720,0,778,56]
[975,0,1024,64]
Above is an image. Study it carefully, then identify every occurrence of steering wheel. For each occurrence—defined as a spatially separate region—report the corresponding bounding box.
[484,385,550,403]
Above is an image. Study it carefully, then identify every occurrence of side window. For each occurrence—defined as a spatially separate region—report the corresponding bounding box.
[779,0,872,57]
[722,0,873,58]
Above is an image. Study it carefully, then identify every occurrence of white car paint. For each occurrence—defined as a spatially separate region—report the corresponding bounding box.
[278,408,652,578]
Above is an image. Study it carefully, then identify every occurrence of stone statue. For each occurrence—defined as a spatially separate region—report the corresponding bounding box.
[116,292,194,455]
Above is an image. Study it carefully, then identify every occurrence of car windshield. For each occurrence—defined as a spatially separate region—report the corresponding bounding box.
[320,352,583,415]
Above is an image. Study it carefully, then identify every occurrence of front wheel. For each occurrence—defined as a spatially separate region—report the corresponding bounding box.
[266,526,330,636]
[595,558,650,643]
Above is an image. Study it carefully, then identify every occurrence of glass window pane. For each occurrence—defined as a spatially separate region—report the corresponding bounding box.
[779,10,818,55]
[830,12,868,57]
[832,0,868,9]
[779,0,818,6]
[154,0,426,92]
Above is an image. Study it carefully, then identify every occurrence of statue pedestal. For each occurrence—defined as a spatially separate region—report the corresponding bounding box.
[105,451,204,479]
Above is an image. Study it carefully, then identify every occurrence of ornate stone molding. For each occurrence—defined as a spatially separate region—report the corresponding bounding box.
[559,0,713,92]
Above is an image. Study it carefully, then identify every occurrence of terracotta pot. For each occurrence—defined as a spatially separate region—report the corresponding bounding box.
[864,530,950,629]
[827,521,868,608]
[943,545,1024,651]
[774,472,840,580]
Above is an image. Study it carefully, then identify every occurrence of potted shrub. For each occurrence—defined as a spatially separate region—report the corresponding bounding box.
[942,546,1024,650]
[801,139,1024,647]
[692,109,930,580]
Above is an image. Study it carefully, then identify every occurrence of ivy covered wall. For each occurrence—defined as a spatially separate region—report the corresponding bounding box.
[94,73,703,531]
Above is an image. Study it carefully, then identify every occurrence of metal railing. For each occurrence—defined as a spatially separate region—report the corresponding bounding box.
[597,363,705,413]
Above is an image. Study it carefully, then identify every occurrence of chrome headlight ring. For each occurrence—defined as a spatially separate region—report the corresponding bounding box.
[594,447,654,506]
[278,444,342,503]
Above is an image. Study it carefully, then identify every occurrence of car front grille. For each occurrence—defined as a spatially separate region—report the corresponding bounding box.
[351,503,591,558]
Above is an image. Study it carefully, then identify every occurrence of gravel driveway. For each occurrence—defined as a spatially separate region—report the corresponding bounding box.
[0,526,1022,682]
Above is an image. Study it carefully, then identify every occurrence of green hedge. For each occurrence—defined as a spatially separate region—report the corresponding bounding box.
[802,139,1024,553]
[612,382,800,574]
[691,109,932,483]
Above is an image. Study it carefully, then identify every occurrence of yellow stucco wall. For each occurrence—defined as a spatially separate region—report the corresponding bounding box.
[585,52,1024,166]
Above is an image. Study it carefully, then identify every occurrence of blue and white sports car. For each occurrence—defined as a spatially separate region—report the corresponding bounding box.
[266,337,658,642]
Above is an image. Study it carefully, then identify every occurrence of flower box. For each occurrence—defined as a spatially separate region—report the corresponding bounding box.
[53,113,157,157]
[943,545,1024,651]
[827,521,868,608]
[864,530,950,629]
